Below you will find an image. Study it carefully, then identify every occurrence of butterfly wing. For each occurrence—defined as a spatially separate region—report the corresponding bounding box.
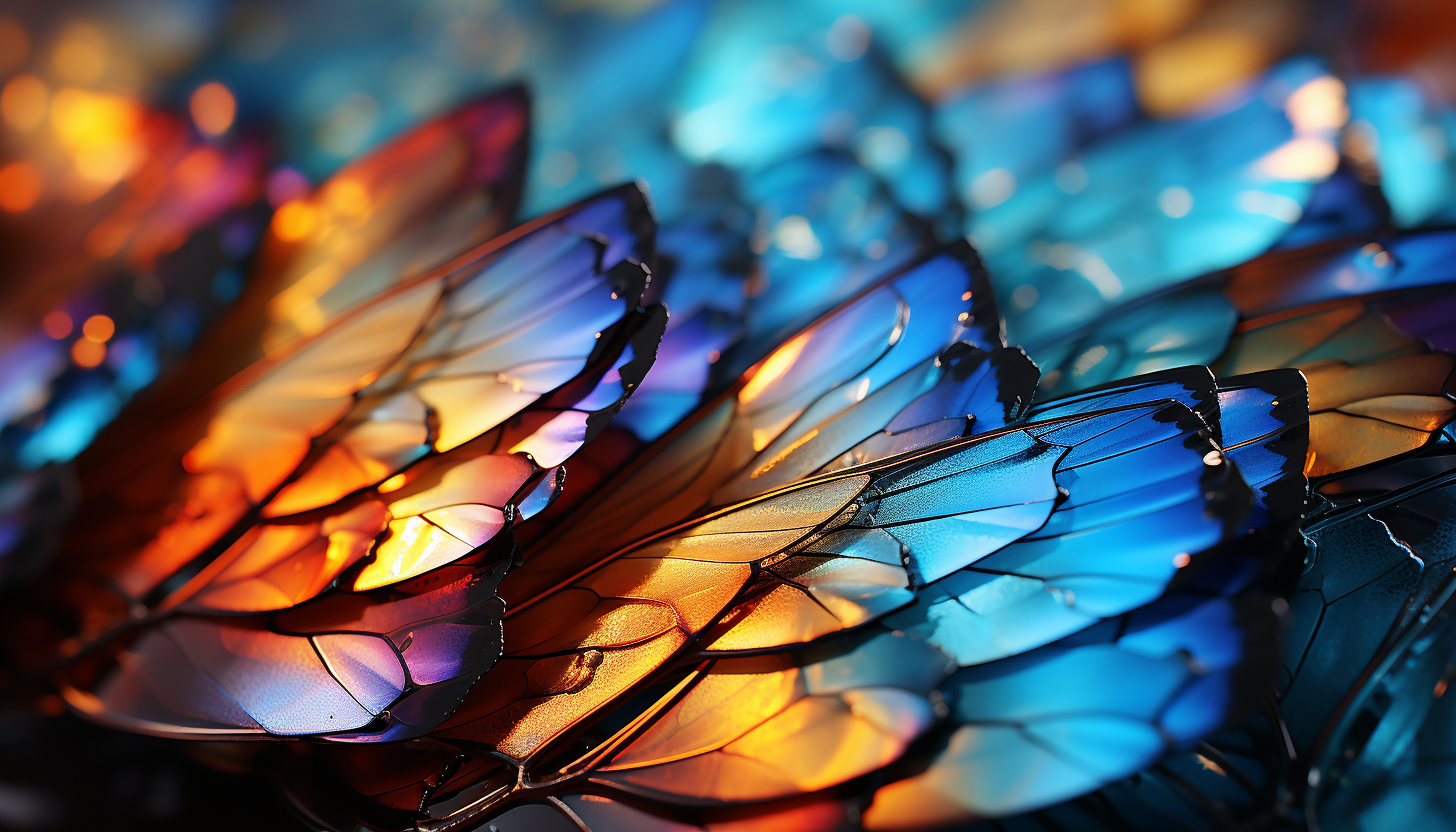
[1217,230,1456,476]
[44,185,666,743]
[376,270,1305,829]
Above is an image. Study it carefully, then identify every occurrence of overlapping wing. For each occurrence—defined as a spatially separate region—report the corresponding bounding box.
[355,318,1307,828]
[500,242,1008,611]
[971,60,1343,354]
[252,88,530,354]
[37,185,666,743]
[1270,468,1456,831]
[1217,230,1456,476]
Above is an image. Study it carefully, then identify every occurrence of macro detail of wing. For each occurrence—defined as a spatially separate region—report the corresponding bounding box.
[437,425,1065,762]
[59,185,654,617]
[81,88,533,484]
[1028,284,1238,399]
[728,150,939,377]
[1217,296,1455,477]
[501,242,1006,611]
[594,630,951,803]
[1282,473,1456,830]
[862,593,1278,828]
[1211,230,1456,477]
[256,88,531,353]
[402,355,1299,828]
[1216,370,1311,531]
[902,398,1250,668]
[18,107,1320,831]
[42,185,667,743]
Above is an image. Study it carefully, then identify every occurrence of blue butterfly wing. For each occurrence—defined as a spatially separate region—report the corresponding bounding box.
[976,59,1340,354]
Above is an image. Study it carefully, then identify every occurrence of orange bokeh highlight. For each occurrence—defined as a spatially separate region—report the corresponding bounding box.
[175,147,223,190]
[1,74,47,132]
[190,82,236,136]
[0,161,42,212]
[739,331,810,406]
[82,314,115,343]
[71,338,106,368]
[271,199,318,241]
[42,311,74,339]
[52,23,107,84]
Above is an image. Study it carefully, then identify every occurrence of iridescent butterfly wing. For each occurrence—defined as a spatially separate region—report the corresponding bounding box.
[1216,229,1456,477]
[976,60,1345,355]
[24,185,664,747]
[290,240,1307,829]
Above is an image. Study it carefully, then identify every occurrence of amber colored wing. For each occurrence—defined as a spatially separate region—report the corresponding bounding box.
[84,88,531,474]
[500,242,1009,612]
[1217,296,1454,476]
[17,185,658,688]
[424,370,1285,801]
[1216,230,1456,477]
[259,281,1304,830]
[364,384,1288,828]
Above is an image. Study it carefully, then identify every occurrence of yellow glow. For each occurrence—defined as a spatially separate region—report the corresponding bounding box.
[750,429,819,478]
[0,161,42,212]
[378,473,407,493]
[1285,75,1348,132]
[750,428,775,453]
[75,141,142,185]
[739,331,811,405]
[271,199,319,242]
[189,82,236,136]
[1,74,48,132]
[1134,29,1266,117]
[324,178,369,216]
[1258,137,1339,180]
[52,23,107,84]
[50,87,142,187]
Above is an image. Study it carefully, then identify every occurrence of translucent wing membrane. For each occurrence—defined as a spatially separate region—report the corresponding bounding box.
[500,242,1007,611]
[1026,283,1238,399]
[1217,232,1456,477]
[973,60,1342,354]
[863,593,1280,828]
[38,184,665,742]
[1029,229,1456,474]
[613,202,753,443]
[84,88,532,474]
[253,89,531,353]
[26,127,1313,830]
[295,295,1304,826]
[725,151,939,379]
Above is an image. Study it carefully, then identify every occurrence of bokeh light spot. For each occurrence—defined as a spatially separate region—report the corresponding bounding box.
[42,311,73,339]
[272,199,319,241]
[71,338,106,368]
[1,75,48,132]
[52,23,107,84]
[0,161,42,212]
[82,314,115,343]
[189,82,237,136]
